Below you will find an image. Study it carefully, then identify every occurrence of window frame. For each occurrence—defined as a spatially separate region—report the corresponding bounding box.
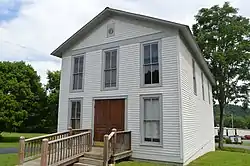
[201,72,205,101]
[140,94,163,147]
[68,98,83,129]
[208,80,211,104]
[192,59,197,95]
[101,47,119,91]
[140,40,162,88]
[70,54,85,92]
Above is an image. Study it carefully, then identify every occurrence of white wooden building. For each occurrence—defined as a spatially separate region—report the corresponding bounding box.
[51,7,215,165]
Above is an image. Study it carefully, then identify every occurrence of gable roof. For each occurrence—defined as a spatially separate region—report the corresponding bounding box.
[51,7,215,85]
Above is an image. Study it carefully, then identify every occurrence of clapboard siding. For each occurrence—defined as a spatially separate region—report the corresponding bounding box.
[179,37,215,165]
[58,31,182,163]
[74,16,164,50]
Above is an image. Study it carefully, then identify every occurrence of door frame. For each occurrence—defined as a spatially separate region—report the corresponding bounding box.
[92,95,128,141]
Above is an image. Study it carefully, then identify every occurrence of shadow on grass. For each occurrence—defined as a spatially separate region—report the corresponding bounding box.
[0,135,20,143]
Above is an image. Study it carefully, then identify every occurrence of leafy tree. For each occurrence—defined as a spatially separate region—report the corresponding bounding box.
[44,70,60,133]
[0,61,45,133]
[193,2,250,148]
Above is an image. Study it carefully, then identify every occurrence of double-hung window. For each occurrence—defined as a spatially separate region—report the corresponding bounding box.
[141,94,162,145]
[192,59,197,95]
[103,49,118,89]
[142,41,160,86]
[201,72,205,100]
[72,55,84,91]
[69,100,82,129]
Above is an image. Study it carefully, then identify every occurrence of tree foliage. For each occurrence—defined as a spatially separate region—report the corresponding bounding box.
[214,104,250,129]
[0,61,45,133]
[192,2,250,148]
[44,71,60,133]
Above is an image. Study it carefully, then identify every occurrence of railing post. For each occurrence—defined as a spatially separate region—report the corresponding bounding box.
[40,139,48,166]
[68,127,73,136]
[129,131,132,150]
[18,136,25,165]
[112,128,117,154]
[111,128,117,165]
[103,134,109,166]
[68,127,73,149]
[89,129,92,151]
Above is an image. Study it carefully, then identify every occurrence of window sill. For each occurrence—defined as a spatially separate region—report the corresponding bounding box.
[140,142,163,148]
[141,84,162,88]
[101,87,118,91]
[70,89,84,93]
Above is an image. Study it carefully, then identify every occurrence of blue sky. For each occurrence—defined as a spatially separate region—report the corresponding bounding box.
[0,0,22,23]
[0,0,249,84]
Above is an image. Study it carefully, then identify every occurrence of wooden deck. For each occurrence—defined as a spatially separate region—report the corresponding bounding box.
[18,128,132,166]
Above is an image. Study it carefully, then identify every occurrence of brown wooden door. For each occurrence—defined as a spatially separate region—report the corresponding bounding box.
[94,99,125,141]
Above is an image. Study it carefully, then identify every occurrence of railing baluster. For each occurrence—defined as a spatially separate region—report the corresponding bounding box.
[18,136,25,165]
[40,139,48,166]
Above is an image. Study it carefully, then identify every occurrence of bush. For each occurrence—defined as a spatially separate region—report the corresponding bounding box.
[225,138,232,144]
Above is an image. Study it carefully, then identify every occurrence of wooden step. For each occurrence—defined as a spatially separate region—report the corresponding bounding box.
[84,152,103,160]
[79,157,103,166]
[73,163,96,166]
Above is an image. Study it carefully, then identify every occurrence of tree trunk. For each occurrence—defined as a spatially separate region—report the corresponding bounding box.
[218,103,225,149]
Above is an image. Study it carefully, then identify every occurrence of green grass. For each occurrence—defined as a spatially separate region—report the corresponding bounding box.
[189,151,250,166]
[117,161,166,166]
[117,148,250,166]
[0,154,18,166]
[218,147,250,154]
[0,132,45,148]
[242,141,250,146]
[0,142,19,148]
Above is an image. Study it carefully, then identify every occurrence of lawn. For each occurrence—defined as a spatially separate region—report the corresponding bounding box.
[117,161,165,166]
[117,148,250,166]
[0,132,45,166]
[0,154,18,166]
[0,132,45,148]
[189,151,250,166]
[242,141,250,146]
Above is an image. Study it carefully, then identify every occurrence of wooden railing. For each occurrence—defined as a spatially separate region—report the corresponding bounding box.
[18,128,91,165]
[40,130,92,166]
[103,129,131,166]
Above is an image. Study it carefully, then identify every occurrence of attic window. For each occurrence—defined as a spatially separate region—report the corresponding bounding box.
[107,23,115,37]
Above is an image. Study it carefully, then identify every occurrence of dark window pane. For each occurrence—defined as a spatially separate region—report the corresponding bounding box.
[105,70,111,87]
[105,52,111,69]
[153,138,160,142]
[144,45,150,64]
[71,101,76,118]
[74,57,79,73]
[144,65,151,84]
[78,73,83,89]
[73,74,78,90]
[75,120,80,129]
[111,51,117,68]
[71,120,75,129]
[79,56,84,72]
[111,69,116,87]
[152,64,159,83]
[151,44,158,63]
[76,101,81,118]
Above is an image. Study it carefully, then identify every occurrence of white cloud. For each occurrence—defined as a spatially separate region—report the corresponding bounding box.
[0,0,249,84]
